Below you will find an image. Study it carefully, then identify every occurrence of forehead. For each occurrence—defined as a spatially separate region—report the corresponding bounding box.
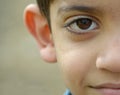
[53,0,119,4]
[52,0,120,11]
[50,0,120,20]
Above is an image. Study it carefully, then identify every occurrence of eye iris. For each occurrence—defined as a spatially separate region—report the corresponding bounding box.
[76,18,92,29]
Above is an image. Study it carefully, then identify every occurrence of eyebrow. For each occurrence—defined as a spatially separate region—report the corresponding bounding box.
[58,5,102,15]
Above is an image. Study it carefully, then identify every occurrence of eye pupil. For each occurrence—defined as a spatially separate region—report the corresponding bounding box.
[76,18,92,29]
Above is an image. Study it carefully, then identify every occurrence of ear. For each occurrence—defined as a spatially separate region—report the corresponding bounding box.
[24,4,57,63]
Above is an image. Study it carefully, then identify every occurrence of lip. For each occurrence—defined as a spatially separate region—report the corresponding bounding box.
[90,83,120,95]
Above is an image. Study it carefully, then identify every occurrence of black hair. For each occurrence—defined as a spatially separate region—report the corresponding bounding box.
[36,0,54,25]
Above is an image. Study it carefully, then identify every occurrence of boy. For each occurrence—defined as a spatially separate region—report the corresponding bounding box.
[24,0,120,95]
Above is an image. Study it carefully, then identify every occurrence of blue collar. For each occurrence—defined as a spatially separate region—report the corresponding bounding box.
[64,89,72,95]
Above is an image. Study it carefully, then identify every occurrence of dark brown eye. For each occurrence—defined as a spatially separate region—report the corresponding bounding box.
[64,16,98,34]
[76,18,92,29]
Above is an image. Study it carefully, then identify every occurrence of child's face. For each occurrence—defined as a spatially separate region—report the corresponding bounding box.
[50,0,120,95]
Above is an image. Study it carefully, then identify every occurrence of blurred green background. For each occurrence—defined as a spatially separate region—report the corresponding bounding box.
[0,0,65,95]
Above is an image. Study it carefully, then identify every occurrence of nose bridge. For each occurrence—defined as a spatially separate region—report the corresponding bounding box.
[96,35,120,73]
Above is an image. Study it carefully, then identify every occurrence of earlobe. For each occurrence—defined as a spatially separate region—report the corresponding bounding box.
[24,4,57,63]
[40,43,57,63]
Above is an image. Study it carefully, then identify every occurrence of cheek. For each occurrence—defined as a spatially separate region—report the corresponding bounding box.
[59,49,95,87]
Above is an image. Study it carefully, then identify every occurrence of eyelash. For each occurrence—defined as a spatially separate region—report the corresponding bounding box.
[63,15,100,34]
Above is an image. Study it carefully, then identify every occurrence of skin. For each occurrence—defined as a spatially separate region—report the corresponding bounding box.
[24,0,120,95]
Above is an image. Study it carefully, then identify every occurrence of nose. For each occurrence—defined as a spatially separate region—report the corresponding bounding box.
[96,38,120,73]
